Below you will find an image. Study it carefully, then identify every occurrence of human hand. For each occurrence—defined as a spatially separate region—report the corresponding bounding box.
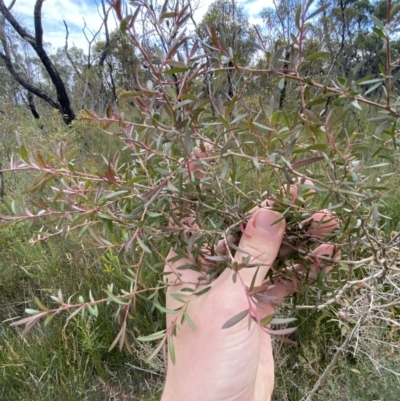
[161,148,340,401]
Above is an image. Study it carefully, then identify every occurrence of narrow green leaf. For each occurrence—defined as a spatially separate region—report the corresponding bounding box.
[137,236,152,254]
[104,290,126,305]
[165,86,177,100]
[44,313,56,326]
[153,302,178,314]
[292,156,323,169]
[222,309,249,329]
[105,190,128,200]
[305,51,330,61]
[87,304,98,317]
[57,289,64,304]
[253,121,273,131]
[181,287,194,292]
[167,60,188,68]
[221,139,235,154]
[351,99,362,110]
[176,99,194,109]
[34,297,49,311]
[375,120,391,135]
[25,309,41,315]
[108,321,126,352]
[170,293,187,303]
[365,82,383,96]
[183,312,196,331]
[357,78,384,86]
[295,5,301,30]
[371,15,384,30]
[249,266,260,292]
[145,335,167,362]
[260,315,274,326]
[119,91,143,98]
[220,158,230,179]
[231,113,247,124]
[373,27,386,39]
[184,129,193,157]
[137,329,166,342]
[160,11,178,19]
[193,286,211,296]
[20,146,29,164]
[168,335,176,365]
[306,3,329,20]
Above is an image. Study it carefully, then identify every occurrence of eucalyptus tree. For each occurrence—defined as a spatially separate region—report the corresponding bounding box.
[197,0,257,99]
[0,0,75,123]
[0,0,116,123]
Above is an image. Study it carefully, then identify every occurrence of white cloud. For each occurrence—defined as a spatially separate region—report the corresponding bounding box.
[12,0,117,51]
[9,0,274,51]
[242,0,274,25]
[193,0,273,25]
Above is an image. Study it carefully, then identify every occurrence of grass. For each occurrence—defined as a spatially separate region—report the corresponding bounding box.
[272,312,400,400]
[0,216,165,401]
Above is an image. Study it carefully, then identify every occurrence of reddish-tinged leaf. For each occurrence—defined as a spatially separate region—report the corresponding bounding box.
[292,157,323,170]
[10,312,47,327]
[66,305,85,322]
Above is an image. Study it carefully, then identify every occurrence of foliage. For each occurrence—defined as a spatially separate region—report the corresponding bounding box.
[1,0,400,399]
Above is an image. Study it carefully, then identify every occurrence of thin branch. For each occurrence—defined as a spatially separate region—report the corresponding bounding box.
[0,0,35,45]
[302,323,359,401]
[63,20,83,80]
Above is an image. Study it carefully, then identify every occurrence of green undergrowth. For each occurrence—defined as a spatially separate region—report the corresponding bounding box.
[272,309,400,400]
[0,215,164,401]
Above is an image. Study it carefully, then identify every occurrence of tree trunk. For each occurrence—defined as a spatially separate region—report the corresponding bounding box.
[0,0,75,124]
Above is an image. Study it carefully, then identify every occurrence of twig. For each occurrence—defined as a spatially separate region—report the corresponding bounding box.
[302,323,358,401]
[125,363,163,376]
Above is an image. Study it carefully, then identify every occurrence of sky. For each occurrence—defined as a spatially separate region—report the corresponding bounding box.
[10,0,274,52]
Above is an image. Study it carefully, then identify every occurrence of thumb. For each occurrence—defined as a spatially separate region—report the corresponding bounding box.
[234,209,286,287]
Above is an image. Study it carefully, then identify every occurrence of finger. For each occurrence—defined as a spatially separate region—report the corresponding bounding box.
[164,248,204,285]
[246,199,274,217]
[303,210,339,238]
[283,178,316,204]
[164,248,209,315]
[247,178,315,217]
[305,243,341,279]
[262,243,341,306]
[202,234,236,267]
[234,209,286,287]
[279,210,340,256]
[165,228,235,288]
[188,143,212,180]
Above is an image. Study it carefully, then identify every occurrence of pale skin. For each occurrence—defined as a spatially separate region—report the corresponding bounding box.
[161,148,339,401]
